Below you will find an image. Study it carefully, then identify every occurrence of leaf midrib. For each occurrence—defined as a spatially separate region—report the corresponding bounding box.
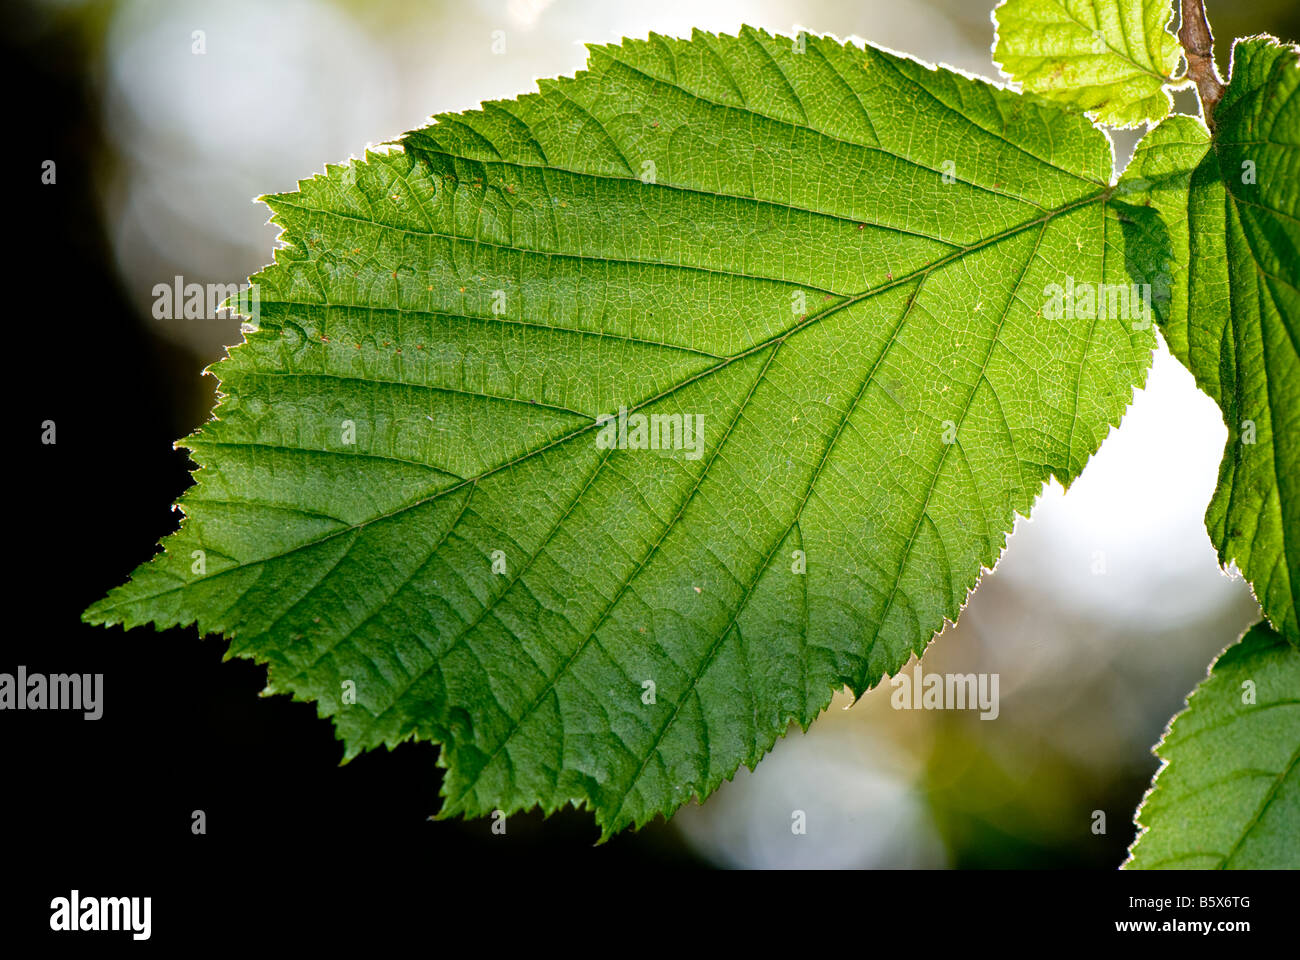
[91,186,1112,615]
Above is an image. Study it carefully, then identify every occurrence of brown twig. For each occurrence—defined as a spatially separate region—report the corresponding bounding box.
[1178,0,1225,129]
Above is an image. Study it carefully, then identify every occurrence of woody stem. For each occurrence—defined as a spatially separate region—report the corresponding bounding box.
[1178,0,1225,130]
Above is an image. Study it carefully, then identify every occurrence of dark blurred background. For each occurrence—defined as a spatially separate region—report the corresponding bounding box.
[5,0,1297,881]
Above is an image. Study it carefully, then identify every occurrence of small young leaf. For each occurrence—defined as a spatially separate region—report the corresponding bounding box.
[993,0,1182,127]
[1127,621,1300,869]
[86,29,1167,836]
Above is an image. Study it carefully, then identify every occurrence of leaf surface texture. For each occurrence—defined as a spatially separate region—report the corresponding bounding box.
[87,29,1163,835]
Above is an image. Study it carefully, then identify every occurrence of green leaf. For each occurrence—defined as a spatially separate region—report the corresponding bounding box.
[1135,38,1300,644]
[86,28,1163,836]
[993,0,1183,127]
[1114,113,1209,360]
[1126,621,1300,869]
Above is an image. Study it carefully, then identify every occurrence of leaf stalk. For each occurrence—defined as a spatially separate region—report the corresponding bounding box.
[1178,0,1225,129]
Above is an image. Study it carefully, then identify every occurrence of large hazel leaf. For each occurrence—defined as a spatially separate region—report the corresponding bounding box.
[1130,38,1300,645]
[86,28,1165,836]
[1126,621,1300,868]
[993,0,1182,127]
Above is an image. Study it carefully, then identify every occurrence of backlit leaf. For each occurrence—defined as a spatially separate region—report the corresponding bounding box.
[1127,621,1300,869]
[993,0,1182,127]
[86,28,1165,836]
